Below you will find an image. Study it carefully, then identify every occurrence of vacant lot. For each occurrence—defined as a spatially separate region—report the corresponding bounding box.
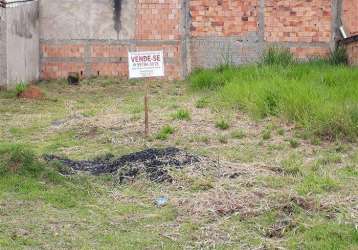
[0,64,357,249]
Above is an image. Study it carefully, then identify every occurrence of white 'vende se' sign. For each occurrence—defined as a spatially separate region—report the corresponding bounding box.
[128,51,165,79]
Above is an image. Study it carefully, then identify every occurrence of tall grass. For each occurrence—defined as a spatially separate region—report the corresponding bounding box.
[189,53,358,140]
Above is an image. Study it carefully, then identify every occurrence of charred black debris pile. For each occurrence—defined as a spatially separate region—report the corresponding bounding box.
[44,147,200,183]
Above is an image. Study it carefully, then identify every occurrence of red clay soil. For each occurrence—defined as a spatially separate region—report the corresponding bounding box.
[18,85,44,99]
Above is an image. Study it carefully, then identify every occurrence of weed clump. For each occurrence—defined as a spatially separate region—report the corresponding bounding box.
[262,129,272,140]
[281,154,303,176]
[329,46,348,65]
[0,143,43,176]
[195,97,209,108]
[15,82,27,96]
[155,125,175,140]
[289,139,300,148]
[172,109,191,121]
[215,119,230,130]
[262,47,295,66]
[0,143,64,185]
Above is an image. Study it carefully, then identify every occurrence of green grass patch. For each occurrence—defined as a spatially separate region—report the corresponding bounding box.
[155,125,175,140]
[195,97,210,108]
[190,61,358,140]
[281,153,303,176]
[215,119,230,130]
[262,129,272,140]
[289,223,358,250]
[189,67,236,90]
[0,143,91,208]
[289,138,300,148]
[171,109,191,121]
[297,173,338,195]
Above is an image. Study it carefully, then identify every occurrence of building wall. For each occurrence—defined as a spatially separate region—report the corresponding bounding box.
[189,0,262,69]
[342,0,358,36]
[0,7,6,87]
[40,0,183,80]
[1,1,39,88]
[18,0,358,81]
[346,40,358,65]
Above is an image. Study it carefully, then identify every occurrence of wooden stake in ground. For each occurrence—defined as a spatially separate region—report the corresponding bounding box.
[144,80,149,137]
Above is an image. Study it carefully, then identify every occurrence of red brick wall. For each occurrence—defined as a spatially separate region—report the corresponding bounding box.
[190,0,258,37]
[135,0,181,40]
[41,63,85,80]
[342,0,358,36]
[346,41,358,65]
[265,0,332,43]
[41,43,181,80]
[42,44,85,58]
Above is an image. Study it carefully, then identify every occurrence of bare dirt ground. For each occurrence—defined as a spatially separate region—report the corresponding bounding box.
[0,78,357,249]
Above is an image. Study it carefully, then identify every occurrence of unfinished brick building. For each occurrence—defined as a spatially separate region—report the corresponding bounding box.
[0,0,357,87]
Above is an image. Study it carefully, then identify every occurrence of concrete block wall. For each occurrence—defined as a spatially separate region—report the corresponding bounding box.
[0,1,39,88]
